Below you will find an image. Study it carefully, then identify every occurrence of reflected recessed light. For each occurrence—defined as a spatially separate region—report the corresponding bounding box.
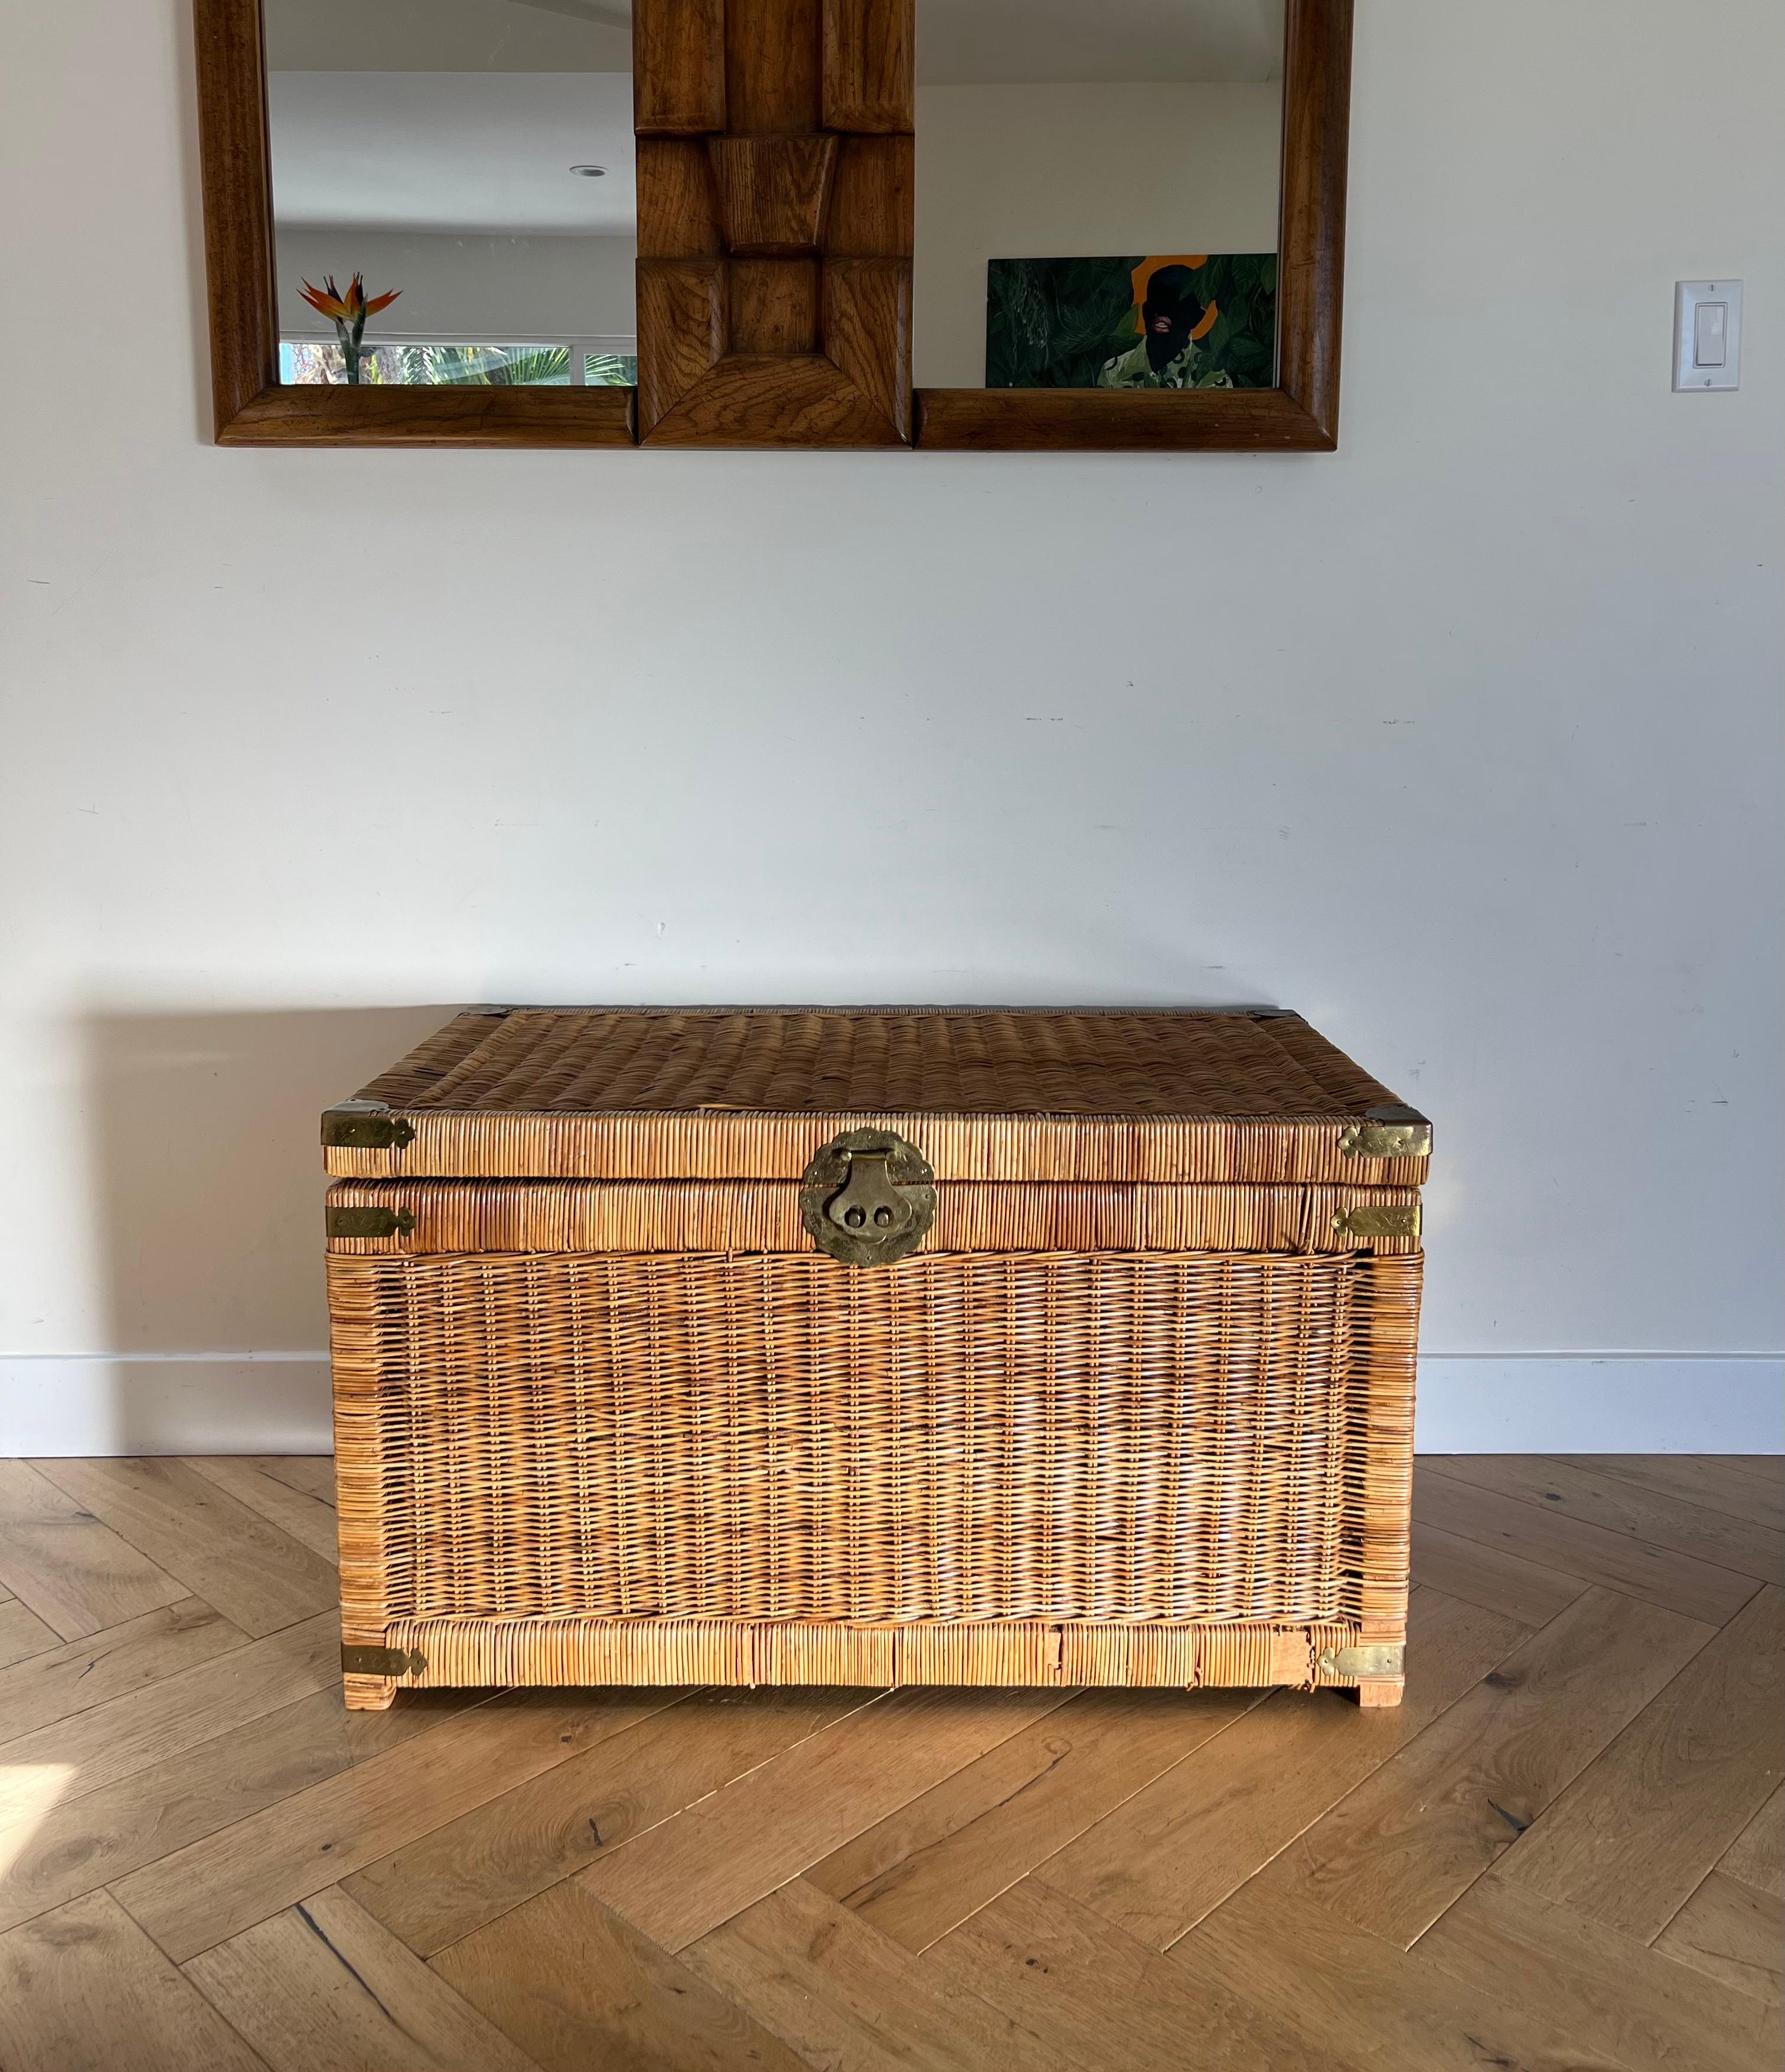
[569,164,608,177]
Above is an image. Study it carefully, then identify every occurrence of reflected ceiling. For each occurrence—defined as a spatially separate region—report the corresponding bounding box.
[266,0,1283,81]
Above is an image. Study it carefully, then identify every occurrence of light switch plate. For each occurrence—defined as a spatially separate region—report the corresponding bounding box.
[1675,280,1743,391]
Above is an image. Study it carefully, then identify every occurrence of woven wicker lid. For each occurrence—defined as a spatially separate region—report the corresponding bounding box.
[322,1006,1430,1184]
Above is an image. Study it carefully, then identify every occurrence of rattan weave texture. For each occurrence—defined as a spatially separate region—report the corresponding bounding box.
[326,1009,1428,1185]
[325,1179,1421,1257]
[374,1614,1369,1690]
[330,1250,1418,1631]
[358,1008,1396,1115]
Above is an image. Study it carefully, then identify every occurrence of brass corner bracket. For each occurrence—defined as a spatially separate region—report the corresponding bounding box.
[1332,1203,1421,1240]
[1338,1106,1432,1161]
[327,1205,417,1240]
[1317,1642,1404,1681]
[341,1643,426,1679]
[322,1106,416,1151]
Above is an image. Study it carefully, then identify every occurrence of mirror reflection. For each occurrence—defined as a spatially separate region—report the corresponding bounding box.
[913,0,1284,390]
[265,0,638,388]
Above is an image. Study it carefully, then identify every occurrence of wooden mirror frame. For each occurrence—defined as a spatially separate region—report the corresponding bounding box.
[196,0,1350,452]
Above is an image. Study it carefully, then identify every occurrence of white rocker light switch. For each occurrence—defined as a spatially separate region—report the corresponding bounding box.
[1675,280,1743,390]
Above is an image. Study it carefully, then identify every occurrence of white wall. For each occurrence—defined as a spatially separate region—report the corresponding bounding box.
[915,83,1283,386]
[275,227,637,347]
[1,0,1780,1453]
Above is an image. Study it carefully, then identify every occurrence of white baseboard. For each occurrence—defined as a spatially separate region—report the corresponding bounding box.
[1415,1355,1782,1453]
[1,1352,1779,1457]
[0,1356,333,1457]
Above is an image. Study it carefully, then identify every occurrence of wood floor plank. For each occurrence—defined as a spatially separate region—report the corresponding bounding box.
[347,1686,872,1956]
[1270,1584,1714,1948]
[185,1886,545,2071]
[932,1875,1363,2072]
[1425,1455,1785,1584]
[1409,1518,1590,1629]
[0,1598,244,1746]
[184,1459,338,1563]
[1177,1872,1630,2072]
[0,1610,338,1826]
[0,1459,185,1640]
[686,1877,1086,2072]
[241,1457,337,1506]
[0,1594,60,1668]
[1658,1865,1783,2005]
[0,1687,475,1936]
[1654,1870,1784,2007]
[1039,1587,1526,1949]
[807,1687,1259,1954]
[1418,1872,1783,2072]
[1721,1785,1784,1897]
[0,1888,268,2072]
[1557,1455,1785,1534]
[33,1459,337,1639]
[112,1688,685,1963]
[432,1880,812,2072]
[1500,1583,1784,1940]
[1409,1468,1761,1625]
[575,1686,1070,1953]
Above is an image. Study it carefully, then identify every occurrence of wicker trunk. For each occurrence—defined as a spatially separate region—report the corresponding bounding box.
[322,1007,1428,1710]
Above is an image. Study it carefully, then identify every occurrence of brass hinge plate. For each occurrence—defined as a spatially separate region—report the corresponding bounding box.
[1317,1642,1405,1681]
[327,1206,417,1240]
[322,1106,416,1151]
[1333,1204,1421,1240]
[341,1643,426,1679]
[1339,1106,1432,1161]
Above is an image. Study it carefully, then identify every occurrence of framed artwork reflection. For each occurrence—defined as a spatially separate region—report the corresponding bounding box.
[987,254,1280,391]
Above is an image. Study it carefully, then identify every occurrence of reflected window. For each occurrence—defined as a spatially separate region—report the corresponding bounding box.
[276,341,638,386]
[263,0,638,388]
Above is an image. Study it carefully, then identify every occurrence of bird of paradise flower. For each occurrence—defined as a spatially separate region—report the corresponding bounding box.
[298,273,402,385]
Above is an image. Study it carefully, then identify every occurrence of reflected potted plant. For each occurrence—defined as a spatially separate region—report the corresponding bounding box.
[298,274,402,384]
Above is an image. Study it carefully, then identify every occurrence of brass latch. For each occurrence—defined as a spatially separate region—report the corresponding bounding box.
[1332,1204,1421,1240]
[801,1129,936,1267]
[327,1206,417,1240]
[1317,1642,1404,1680]
[322,1107,416,1151]
[341,1643,426,1679]
[1338,1106,1432,1161]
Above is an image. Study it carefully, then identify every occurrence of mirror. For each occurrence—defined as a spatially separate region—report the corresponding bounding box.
[913,0,1285,391]
[198,0,1347,447]
[263,0,638,390]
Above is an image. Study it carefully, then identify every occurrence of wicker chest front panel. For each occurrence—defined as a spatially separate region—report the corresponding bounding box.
[330,1249,1418,1633]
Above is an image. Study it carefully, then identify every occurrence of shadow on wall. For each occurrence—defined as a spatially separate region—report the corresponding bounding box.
[76,976,1273,1452]
[82,1005,458,1368]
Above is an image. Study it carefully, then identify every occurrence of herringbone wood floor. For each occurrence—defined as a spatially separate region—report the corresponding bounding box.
[0,1455,1778,2071]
